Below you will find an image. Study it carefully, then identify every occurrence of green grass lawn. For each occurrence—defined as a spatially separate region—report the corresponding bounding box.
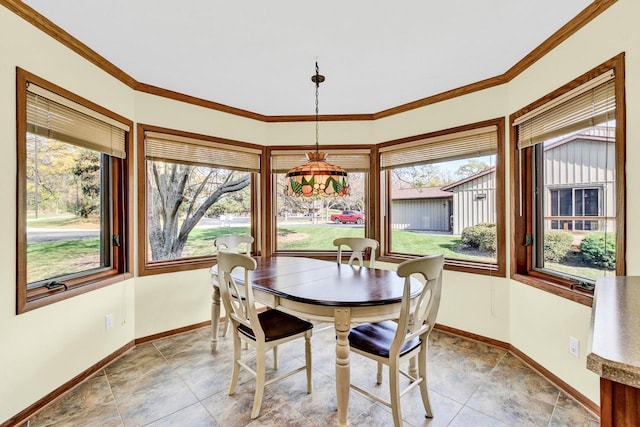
[26,219,612,284]
[276,226,365,250]
[276,227,496,263]
[183,226,251,257]
[27,238,102,283]
[26,225,492,282]
[26,226,254,282]
[391,230,495,261]
[545,251,615,281]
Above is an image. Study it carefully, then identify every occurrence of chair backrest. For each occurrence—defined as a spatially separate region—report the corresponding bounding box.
[214,234,254,254]
[333,237,379,268]
[216,251,265,341]
[391,254,444,355]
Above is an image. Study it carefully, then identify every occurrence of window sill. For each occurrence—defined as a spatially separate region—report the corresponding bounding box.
[511,273,593,307]
[20,272,132,314]
[379,255,505,277]
[273,251,336,261]
[139,256,218,276]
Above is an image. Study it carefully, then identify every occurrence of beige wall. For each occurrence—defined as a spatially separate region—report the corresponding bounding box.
[266,120,374,146]
[439,272,510,342]
[134,91,268,145]
[0,8,139,423]
[373,84,508,143]
[505,0,640,405]
[134,269,213,339]
[510,281,597,401]
[2,0,639,421]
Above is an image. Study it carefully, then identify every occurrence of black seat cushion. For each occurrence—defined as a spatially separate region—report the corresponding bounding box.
[348,320,421,358]
[238,309,313,342]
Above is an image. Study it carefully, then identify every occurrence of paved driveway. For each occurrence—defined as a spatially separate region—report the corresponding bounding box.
[27,228,100,243]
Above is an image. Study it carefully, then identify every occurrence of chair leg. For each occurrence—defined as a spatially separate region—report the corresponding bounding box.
[389,359,403,427]
[376,361,383,385]
[305,335,312,394]
[409,355,419,381]
[251,344,267,419]
[221,317,231,337]
[229,333,241,395]
[222,317,246,351]
[418,347,433,418]
[273,345,278,369]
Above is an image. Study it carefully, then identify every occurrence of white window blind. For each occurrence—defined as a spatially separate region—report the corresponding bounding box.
[514,70,615,149]
[271,149,370,173]
[26,84,128,159]
[145,131,261,172]
[379,125,498,170]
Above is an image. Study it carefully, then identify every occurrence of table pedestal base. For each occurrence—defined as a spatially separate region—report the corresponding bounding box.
[335,308,351,427]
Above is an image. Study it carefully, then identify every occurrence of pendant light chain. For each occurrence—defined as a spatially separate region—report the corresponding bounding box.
[283,60,348,197]
[315,61,320,153]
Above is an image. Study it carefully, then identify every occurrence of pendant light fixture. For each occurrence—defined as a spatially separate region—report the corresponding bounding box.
[284,62,349,197]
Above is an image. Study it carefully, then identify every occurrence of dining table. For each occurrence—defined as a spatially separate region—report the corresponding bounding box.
[210,256,422,427]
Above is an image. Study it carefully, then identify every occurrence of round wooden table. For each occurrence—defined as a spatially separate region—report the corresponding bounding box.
[211,256,421,427]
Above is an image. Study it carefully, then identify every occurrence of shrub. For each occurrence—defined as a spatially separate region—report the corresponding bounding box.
[461,223,496,252]
[544,231,574,262]
[580,233,616,270]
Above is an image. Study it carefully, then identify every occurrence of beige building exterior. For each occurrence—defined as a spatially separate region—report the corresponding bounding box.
[390,168,496,235]
[391,187,452,232]
[543,127,616,233]
[442,168,496,235]
[393,127,615,235]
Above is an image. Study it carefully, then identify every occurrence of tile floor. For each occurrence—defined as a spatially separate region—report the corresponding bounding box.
[25,325,599,426]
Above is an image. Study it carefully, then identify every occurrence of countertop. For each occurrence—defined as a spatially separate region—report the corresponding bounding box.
[587,276,640,388]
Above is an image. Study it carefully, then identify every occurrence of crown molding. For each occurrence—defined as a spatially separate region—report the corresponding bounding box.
[1,0,617,122]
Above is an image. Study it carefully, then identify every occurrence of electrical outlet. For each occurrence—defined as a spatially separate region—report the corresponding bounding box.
[105,313,113,330]
[569,336,580,358]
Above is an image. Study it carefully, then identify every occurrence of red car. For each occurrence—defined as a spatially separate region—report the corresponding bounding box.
[331,210,365,224]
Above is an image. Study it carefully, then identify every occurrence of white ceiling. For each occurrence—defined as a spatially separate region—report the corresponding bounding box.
[22,0,592,116]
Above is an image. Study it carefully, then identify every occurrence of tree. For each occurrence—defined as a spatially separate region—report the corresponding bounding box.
[327,172,365,211]
[147,161,251,261]
[26,136,78,217]
[210,176,253,217]
[392,164,448,188]
[454,159,489,180]
[275,174,308,216]
[72,148,101,218]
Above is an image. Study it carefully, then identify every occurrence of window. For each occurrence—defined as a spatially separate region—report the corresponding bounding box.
[16,69,132,313]
[512,54,625,299]
[138,126,262,275]
[549,187,601,231]
[379,119,505,276]
[270,148,371,253]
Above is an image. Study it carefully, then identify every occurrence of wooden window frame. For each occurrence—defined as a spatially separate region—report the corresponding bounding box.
[510,53,626,306]
[376,118,506,277]
[16,68,133,314]
[137,124,263,276]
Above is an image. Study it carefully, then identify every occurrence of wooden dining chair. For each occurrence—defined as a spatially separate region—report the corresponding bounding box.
[347,254,444,427]
[216,251,313,419]
[333,237,379,268]
[213,233,254,254]
[213,234,255,337]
